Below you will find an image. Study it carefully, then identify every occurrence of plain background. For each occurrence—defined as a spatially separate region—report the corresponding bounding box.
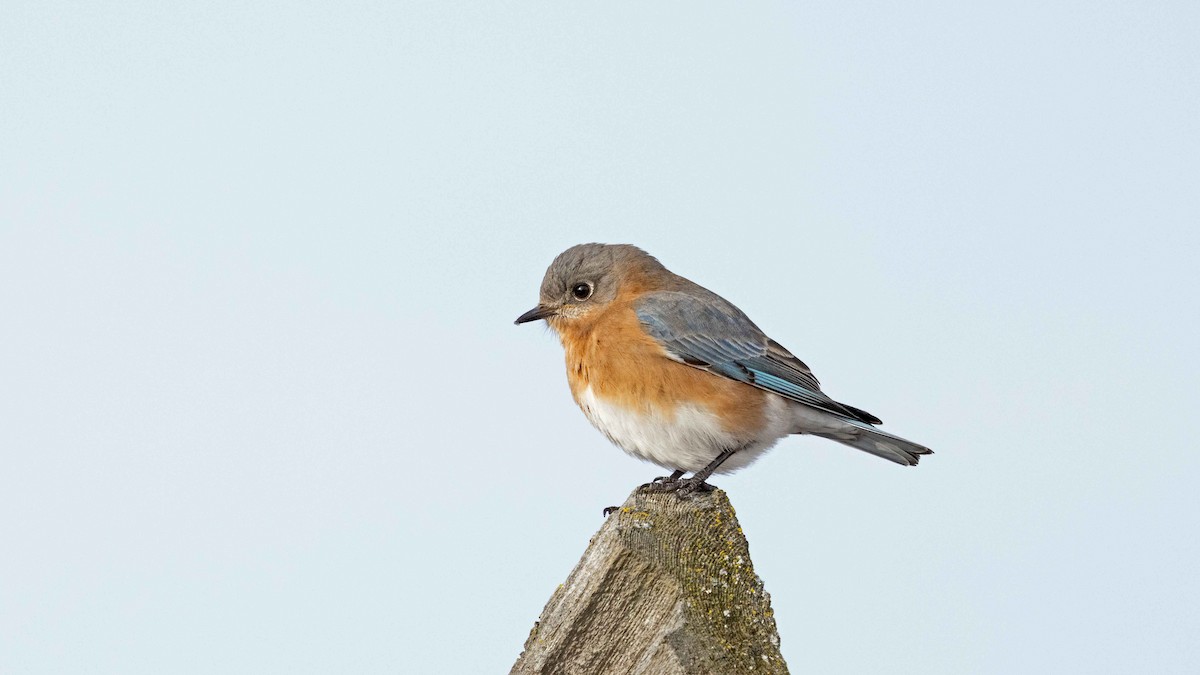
[2,1,1198,673]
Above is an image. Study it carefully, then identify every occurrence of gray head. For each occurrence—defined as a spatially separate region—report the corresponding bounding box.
[514,243,667,326]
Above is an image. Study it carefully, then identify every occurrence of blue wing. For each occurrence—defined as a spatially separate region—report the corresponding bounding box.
[635,290,882,425]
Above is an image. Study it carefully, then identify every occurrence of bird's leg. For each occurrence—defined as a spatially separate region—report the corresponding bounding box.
[639,469,685,492]
[675,447,739,496]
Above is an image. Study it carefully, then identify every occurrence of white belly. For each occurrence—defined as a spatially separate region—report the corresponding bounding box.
[576,385,793,474]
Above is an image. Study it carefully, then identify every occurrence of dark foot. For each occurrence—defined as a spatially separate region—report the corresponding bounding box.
[639,477,683,493]
[674,478,717,496]
[638,481,676,493]
[602,505,620,516]
[637,476,716,495]
[638,469,685,492]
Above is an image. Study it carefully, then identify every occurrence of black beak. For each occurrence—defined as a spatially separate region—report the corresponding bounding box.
[514,305,555,325]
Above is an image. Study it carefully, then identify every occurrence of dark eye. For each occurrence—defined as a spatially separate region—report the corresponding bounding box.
[571,282,593,300]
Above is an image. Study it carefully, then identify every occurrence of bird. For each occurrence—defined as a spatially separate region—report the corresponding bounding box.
[515,243,931,493]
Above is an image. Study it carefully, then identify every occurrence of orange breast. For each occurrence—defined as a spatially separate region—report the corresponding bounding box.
[556,301,767,438]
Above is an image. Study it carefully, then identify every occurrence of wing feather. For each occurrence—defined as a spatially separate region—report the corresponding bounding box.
[635,291,880,425]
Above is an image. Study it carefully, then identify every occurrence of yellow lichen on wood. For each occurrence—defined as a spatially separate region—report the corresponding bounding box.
[511,487,788,675]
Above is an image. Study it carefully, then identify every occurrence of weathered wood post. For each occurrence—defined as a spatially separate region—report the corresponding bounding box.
[511,487,788,675]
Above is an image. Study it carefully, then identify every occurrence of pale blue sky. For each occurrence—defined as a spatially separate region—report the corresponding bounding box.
[2,2,1198,673]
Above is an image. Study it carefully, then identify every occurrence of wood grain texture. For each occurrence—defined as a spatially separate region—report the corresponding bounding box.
[511,488,789,675]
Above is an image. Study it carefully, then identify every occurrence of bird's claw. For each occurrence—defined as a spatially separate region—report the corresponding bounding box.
[640,471,686,492]
[673,478,716,496]
[639,479,680,493]
[638,476,715,495]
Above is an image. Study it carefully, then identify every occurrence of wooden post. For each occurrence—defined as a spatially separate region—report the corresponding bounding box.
[511,487,789,675]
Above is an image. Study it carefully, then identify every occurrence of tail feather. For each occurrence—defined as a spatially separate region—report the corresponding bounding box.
[814,420,932,466]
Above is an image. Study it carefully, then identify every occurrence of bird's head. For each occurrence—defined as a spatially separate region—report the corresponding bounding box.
[515,243,665,331]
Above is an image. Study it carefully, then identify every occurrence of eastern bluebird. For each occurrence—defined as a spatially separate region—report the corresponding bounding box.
[516,243,931,492]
